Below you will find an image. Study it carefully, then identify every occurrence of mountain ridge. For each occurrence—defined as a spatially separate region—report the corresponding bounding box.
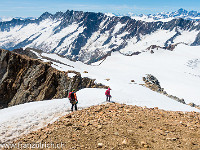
[117,8,200,22]
[0,9,200,63]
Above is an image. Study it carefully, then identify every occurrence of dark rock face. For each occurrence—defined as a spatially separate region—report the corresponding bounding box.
[0,49,106,109]
[12,48,40,59]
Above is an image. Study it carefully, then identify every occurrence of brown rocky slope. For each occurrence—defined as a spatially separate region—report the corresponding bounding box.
[13,103,200,150]
[0,49,106,109]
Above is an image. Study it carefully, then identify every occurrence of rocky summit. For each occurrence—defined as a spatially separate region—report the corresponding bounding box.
[12,103,200,150]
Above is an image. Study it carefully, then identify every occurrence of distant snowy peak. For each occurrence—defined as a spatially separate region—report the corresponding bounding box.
[0,17,13,22]
[104,13,115,17]
[0,16,36,22]
[14,17,36,20]
[125,8,200,22]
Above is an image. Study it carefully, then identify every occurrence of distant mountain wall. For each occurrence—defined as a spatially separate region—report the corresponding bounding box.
[0,10,200,63]
[0,49,106,109]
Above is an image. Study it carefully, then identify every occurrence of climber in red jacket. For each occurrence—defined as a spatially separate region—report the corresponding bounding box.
[105,88,111,102]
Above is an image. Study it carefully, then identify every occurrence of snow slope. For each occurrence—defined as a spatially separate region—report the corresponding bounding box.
[1,44,200,144]
[42,44,200,105]
[0,99,69,144]
[0,88,199,144]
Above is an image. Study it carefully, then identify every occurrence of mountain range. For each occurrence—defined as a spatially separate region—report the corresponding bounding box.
[127,8,200,22]
[0,9,200,63]
[0,17,35,22]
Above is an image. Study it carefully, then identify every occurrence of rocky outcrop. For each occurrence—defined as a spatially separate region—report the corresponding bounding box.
[12,48,41,59]
[142,74,200,109]
[0,49,107,109]
[146,43,187,53]
[143,74,186,104]
[143,74,163,92]
[14,103,200,149]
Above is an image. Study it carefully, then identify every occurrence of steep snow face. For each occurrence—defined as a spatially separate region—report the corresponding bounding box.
[120,29,177,54]
[25,22,86,54]
[79,21,127,62]
[173,30,199,44]
[0,19,61,51]
[1,10,200,63]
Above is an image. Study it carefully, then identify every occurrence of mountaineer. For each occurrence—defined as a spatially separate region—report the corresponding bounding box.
[105,88,111,102]
[68,89,78,111]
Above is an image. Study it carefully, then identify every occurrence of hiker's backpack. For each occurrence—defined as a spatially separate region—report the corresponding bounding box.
[71,92,75,100]
[68,92,78,104]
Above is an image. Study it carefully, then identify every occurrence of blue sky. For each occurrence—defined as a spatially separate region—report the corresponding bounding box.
[0,0,200,17]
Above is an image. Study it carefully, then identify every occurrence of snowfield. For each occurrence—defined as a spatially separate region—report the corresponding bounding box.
[0,99,69,144]
[1,44,200,144]
[44,44,200,105]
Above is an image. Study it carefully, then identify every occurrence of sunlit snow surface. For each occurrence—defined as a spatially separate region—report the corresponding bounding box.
[43,44,200,105]
[1,44,200,144]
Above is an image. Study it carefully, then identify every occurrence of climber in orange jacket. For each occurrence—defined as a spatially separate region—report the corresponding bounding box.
[68,89,78,111]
